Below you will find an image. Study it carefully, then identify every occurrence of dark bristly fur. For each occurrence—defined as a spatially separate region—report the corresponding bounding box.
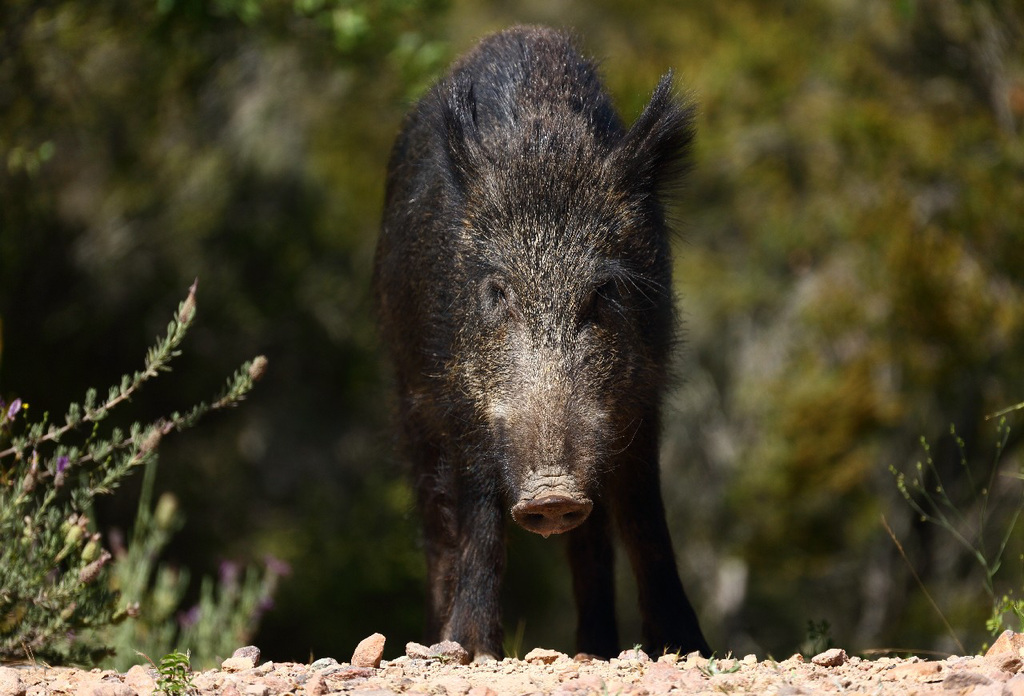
[373,25,710,659]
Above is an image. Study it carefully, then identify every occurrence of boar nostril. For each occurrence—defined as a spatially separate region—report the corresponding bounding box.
[512,495,593,537]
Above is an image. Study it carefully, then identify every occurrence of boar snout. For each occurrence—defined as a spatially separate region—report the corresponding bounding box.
[511,494,593,537]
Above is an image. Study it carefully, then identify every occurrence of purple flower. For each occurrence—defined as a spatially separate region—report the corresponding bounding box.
[219,559,240,586]
[263,554,292,578]
[178,604,201,629]
[7,399,22,420]
[53,455,70,487]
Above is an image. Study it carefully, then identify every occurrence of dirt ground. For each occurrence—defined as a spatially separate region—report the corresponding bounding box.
[6,632,1024,696]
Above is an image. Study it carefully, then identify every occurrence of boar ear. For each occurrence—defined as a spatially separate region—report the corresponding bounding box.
[612,71,696,199]
[437,75,485,194]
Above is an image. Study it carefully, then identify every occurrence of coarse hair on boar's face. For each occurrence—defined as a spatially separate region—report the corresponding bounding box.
[373,25,710,660]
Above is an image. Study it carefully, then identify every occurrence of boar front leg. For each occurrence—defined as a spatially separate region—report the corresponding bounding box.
[420,456,506,660]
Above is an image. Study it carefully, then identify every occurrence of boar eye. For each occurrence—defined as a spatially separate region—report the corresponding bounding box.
[580,279,618,326]
[480,277,510,322]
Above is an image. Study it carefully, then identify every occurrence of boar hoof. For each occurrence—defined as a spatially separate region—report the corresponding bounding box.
[512,495,592,537]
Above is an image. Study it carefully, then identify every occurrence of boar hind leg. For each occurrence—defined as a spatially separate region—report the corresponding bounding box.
[567,501,619,658]
[610,443,711,657]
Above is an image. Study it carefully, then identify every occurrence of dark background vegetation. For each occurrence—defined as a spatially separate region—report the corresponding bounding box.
[2,0,1023,663]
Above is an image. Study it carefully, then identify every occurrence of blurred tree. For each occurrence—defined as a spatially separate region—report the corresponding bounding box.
[2,0,1023,664]
[1,0,447,662]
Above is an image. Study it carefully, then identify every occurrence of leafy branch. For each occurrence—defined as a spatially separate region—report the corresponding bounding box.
[0,280,268,664]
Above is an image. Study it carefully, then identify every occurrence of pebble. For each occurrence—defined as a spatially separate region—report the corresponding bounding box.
[466,687,497,696]
[616,648,651,663]
[351,633,386,668]
[332,667,374,681]
[0,669,24,696]
[222,657,257,673]
[1007,674,1024,696]
[405,642,433,660]
[523,648,567,665]
[434,676,471,695]
[887,661,943,680]
[811,648,848,667]
[303,673,326,696]
[75,683,134,696]
[233,646,262,665]
[430,641,471,665]
[944,671,993,689]
[309,658,340,673]
[990,631,1024,658]
[122,666,155,696]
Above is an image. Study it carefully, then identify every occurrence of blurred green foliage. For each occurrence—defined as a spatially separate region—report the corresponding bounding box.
[2,0,1023,663]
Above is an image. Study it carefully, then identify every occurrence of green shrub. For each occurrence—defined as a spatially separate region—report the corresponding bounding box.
[891,411,1023,647]
[0,281,269,665]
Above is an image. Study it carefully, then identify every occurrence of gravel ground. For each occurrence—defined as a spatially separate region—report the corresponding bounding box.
[5,631,1024,696]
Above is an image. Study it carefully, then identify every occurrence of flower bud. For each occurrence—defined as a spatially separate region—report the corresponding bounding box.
[248,355,268,382]
[64,523,85,548]
[154,493,179,531]
[79,550,112,584]
[81,533,102,562]
[140,427,162,454]
[179,279,198,324]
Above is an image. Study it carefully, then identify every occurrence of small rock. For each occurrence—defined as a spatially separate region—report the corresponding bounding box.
[944,671,993,689]
[811,648,848,667]
[75,684,134,696]
[304,674,327,696]
[429,641,471,665]
[524,648,568,665]
[331,667,374,681]
[656,653,678,664]
[233,646,262,664]
[309,658,340,672]
[0,668,25,696]
[220,682,241,696]
[221,657,257,673]
[988,654,1024,675]
[406,642,433,660]
[352,632,386,668]
[776,686,807,696]
[711,658,737,672]
[572,653,601,662]
[261,676,291,694]
[642,662,706,691]
[243,685,268,696]
[887,661,943,681]
[122,666,155,696]
[682,653,709,671]
[192,673,222,691]
[434,676,471,695]
[466,687,497,696]
[1006,674,1024,696]
[616,648,651,663]
[973,684,1015,696]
